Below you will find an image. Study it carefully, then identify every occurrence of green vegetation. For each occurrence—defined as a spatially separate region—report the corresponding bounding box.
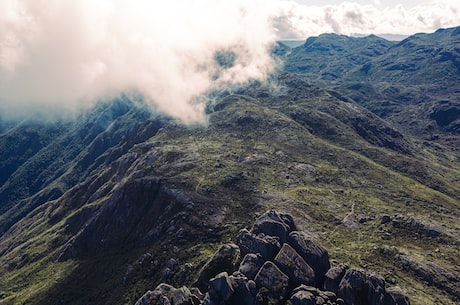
[0,27,459,305]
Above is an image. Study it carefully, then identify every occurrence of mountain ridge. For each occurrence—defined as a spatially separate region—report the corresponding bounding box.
[0,27,459,305]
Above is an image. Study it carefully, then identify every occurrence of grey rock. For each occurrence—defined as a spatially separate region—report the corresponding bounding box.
[251,210,297,243]
[290,286,339,305]
[229,272,257,305]
[392,217,442,238]
[237,229,281,260]
[337,269,367,305]
[366,274,386,305]
[195,243,241,292]
[238,253,265,279]
[135,283,198,305]
[384,286,411,305]
[291,290,316,305]
[208,272,234,303]
[321,290,337,301]
[288,231,331,285]
[315,296,326,304]
[292,285,321,295]
[274,243,315,286]
[254,261,290,298]
[381,215,391,225]
[323,264,349,293]
[133,210,412,305]
[337,268,386,305]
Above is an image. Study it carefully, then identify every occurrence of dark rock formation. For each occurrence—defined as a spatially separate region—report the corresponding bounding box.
[337,269,385,305]
[208,272,234,303]
[274,243,315,286]
[135,210,411,305]
[251,210,297,243]
[380,215,391,225]
[291,285,344,305]
[239,253,265,279]
[324,263,349,294]
[135,283,200,305]
[254,261,290,299]
[384,287,410,305]
[195,244,241,292]
[236,229,281,260]
[288,231,331,286]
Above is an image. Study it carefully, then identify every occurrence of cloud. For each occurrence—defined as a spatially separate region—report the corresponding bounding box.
[271,0,460,38]
[0,0,278,122]
[1,0,459,122]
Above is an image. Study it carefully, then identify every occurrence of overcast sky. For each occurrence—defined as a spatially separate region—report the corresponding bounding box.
[0,0,459,122]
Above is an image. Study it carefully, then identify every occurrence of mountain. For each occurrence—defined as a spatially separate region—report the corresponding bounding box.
[0,27,459,305]
[283,26,460,151]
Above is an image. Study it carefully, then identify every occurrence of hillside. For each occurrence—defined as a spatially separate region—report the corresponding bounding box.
[0,28,459,305]
[283,26,460,151]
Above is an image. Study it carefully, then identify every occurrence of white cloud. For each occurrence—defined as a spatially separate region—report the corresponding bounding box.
[271,0,460,38]
[0,0,278,122]
[0,0,459,122]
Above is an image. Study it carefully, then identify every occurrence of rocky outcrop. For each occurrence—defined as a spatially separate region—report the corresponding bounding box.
[135,210,410,305]
[135,283,200,305]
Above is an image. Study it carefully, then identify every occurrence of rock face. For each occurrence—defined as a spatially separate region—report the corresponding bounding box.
[135,283,200,305]
[135,210,410,305]
[195,243,241,292]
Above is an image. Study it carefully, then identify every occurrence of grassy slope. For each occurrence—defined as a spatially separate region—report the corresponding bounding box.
[0,80,458,304]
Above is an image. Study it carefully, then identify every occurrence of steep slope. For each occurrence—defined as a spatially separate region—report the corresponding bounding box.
[0,75,458,305]
[0,28,459,305]
[0,99,168,235]
[283,26,460,153]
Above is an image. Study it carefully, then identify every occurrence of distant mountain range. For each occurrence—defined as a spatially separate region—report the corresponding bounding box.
[280,33,408,48]
[0,26,459,305]
[282,26,460,149]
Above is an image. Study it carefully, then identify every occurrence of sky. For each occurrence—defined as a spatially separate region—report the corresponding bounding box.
[296,0,422,7]
[277,0,460,38]
[0,0,459,122]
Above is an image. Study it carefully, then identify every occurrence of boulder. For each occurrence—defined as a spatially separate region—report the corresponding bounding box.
[366,274,386,305]
[195,244,241,292]
[208,272,234,303]
[237,229,281,260]
[274,243,315,286]
[229,272,257,305]
[381,215,391,225]
[254,261,290,298]
[290,285,340,305]
[135,210,411,305]
[323,264,349,293]
[135,283,199,305]
[290,290,316,305]
[337,269,367,305]
[384,287,411,305]
[238,253,265,279]
[288,231,330,285]
[337,268,386,305]
[251,210,297,243]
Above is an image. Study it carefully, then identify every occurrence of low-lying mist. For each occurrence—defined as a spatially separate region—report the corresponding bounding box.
[0,0,278,123]
[2,0,458,123]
